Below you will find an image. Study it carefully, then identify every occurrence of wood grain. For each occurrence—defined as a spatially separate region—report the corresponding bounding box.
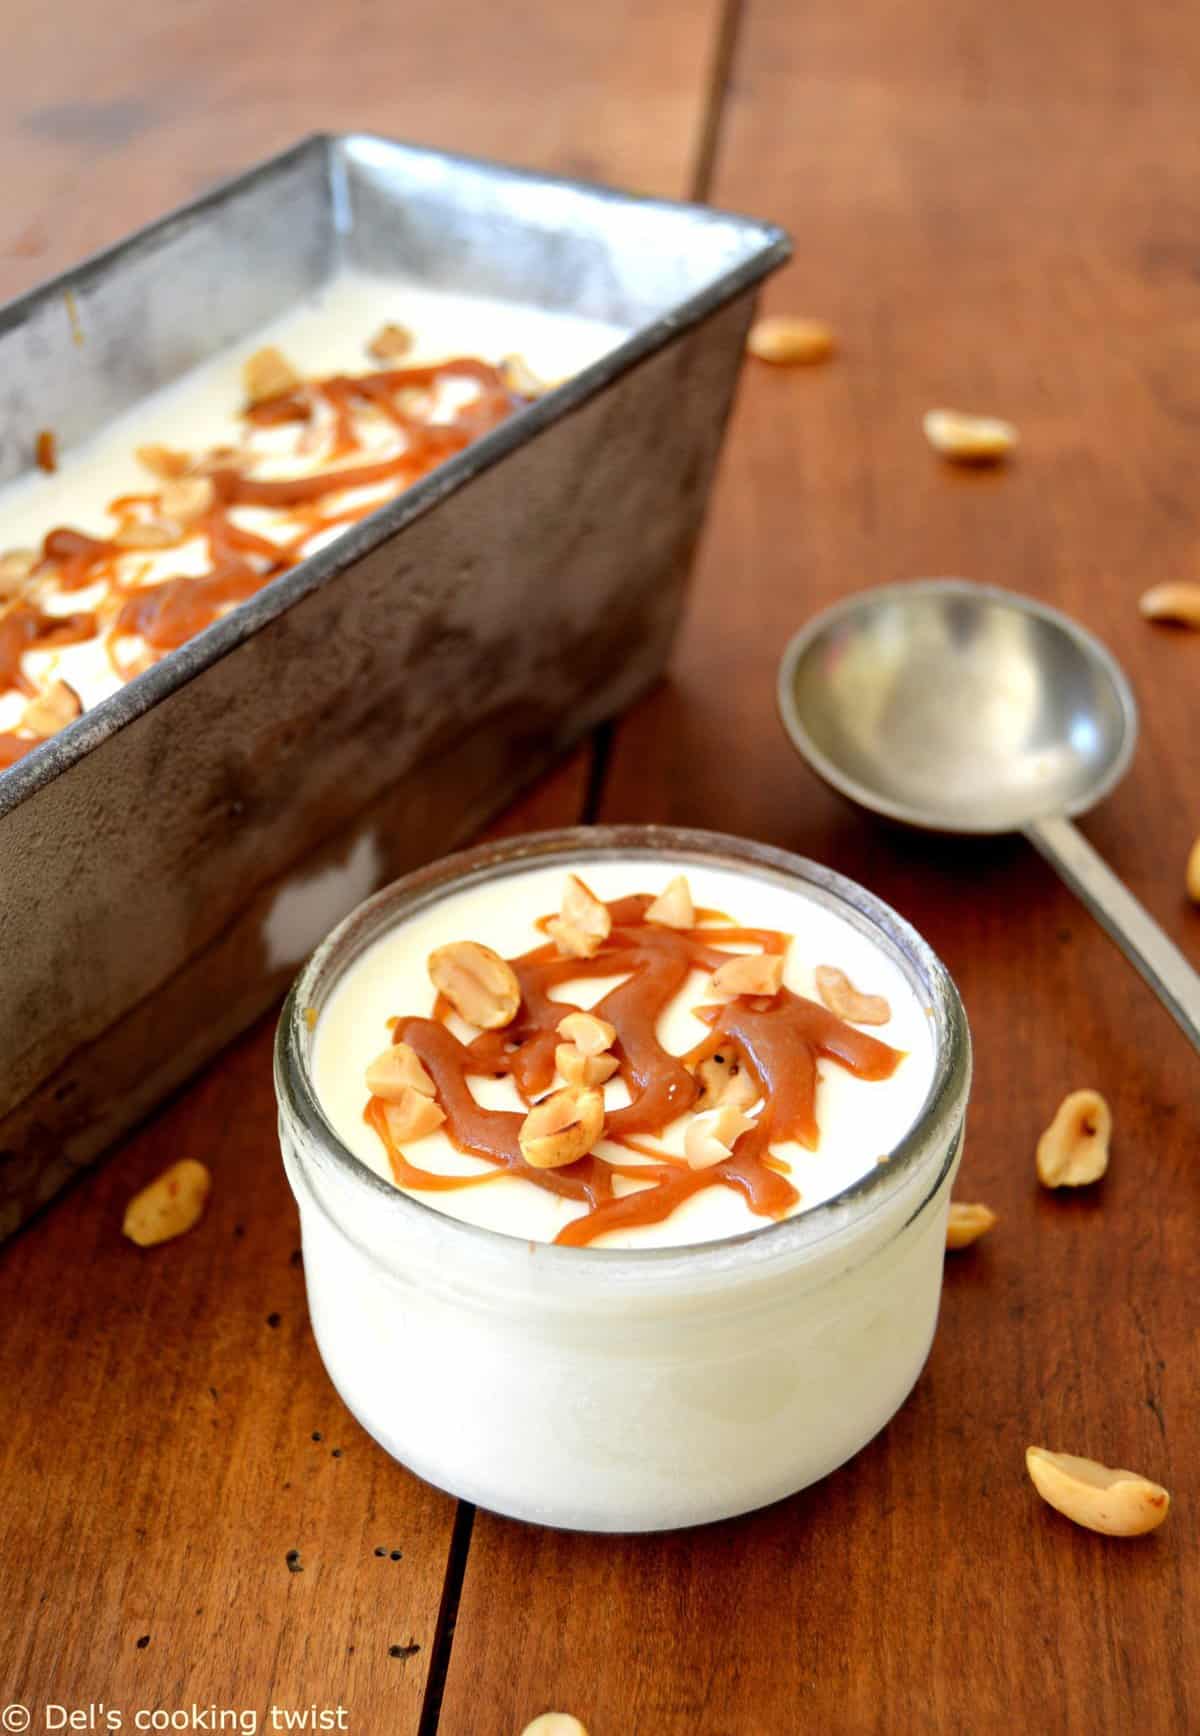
[0,755,589,1727]
[0,0,727,1724]
[438,0,1200,1730]
[0,0,723,305]
[8,0,1200,1729]
[2,1017,457,1724]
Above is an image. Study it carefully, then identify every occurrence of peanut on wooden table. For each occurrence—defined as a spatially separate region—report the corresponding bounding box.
[1035,1089,1112,1188]
[1026,1448,1170,1538]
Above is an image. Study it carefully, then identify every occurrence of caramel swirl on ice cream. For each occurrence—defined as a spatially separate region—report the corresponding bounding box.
[363,881,903,1247]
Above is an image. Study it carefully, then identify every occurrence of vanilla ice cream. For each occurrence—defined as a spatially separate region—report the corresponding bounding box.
[313,857,937,1250]
[0,272,624,753]
[277,829,971,1530]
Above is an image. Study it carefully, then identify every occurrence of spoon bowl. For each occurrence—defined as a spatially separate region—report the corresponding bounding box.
[777,579,1136,835]
[778,578,1199,1051]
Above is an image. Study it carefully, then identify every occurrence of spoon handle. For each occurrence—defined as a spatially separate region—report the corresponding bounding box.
[1025,813,1200,1052]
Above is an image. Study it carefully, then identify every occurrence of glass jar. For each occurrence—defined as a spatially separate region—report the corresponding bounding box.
[275,825,971,1532]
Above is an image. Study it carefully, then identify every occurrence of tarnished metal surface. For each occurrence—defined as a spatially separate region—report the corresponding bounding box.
[0,132,789,1235]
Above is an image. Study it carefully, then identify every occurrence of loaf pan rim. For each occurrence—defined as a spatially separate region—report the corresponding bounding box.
[0,129,790,819]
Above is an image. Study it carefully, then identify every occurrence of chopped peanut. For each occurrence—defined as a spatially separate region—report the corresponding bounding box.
[692,1050,757,1113]
[123,1159,211,1247]
[1139,582,1200,629]
[1187,837,1200,904]
[1026,1447,1169,1537]
[135,443,193,479]
[21,679,81,737]
[547,874,611,959]
[160,476,215,524]
[555,1043,620,1087]
[365,1042,437,1102]
[556,1011,616,1055]
[645,874,695,929]
[684,1104,755,1170]
[114,519,178,550]
[35,429,57,473]
[1036,1089,1111,1188]
[519,1086,605,1169]
[383,1089,446,1144]
[501,354,551,397]
[367,321,413,362]
[747,316,835,365]
[242,345,302,406]
[923,408,1017,463]
[428,941,521,1030]
[0,549,38,597]
[191,444,242,474]
[945,1201,997,1250]
[710,952,783,999]
[815,964,891,1025]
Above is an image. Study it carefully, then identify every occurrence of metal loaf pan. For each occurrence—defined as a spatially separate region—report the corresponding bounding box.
[0,131,789,1238]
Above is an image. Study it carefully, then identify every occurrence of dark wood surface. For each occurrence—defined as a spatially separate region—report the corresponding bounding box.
[0,0,723,301]
[3,0,1199,1731]
[0,760,588,1731]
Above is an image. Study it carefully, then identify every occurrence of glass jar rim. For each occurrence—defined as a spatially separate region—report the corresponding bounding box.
[275,824,972,1278]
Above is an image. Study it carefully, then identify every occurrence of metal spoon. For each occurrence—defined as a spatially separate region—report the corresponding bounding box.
[777,577,1200,1050]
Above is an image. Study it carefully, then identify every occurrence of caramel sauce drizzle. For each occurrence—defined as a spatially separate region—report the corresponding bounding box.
[365,893,903,1247]
[0,352,527,764]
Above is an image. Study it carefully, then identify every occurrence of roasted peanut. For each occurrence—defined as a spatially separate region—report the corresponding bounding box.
[519,1085,605,1169]
[114,519,178,550]
[242,345,302,406]
[382,1089,446,1144]
[367,321,413,361]
[556,1011,616,1056]
[692,1050,758,1112]
[710,952,783,999]
[814,964,891,1025]
[1036,1088,1111,1187]
[519,1718,590,1736]
[644,874,695,929]
[1187,837,1200,904]
[747,316,835,365]
[21,679,81,737]
[1025,1447,1169,1537]
[555,1043,620,1087]
[159,476,215,524]
[428,940,521,1029]
[192,444,242,474]
[923,408,1017,463]
[545,918,593,959]
[123,1159,211,1247]
[501,354,551,397]
[365,1042,437,1102]
[1139,582,1200,629]
[135,443,193,479]
[546,874,611,959]
[685,1104,756,1170]
[0,548,38,596]
[945,1201,997,1250]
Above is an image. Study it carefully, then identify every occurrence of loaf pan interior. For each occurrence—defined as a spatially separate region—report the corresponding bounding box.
[0,132,788,822]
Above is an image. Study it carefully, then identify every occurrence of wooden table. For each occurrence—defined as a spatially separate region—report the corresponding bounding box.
[3,1,1198,1731]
